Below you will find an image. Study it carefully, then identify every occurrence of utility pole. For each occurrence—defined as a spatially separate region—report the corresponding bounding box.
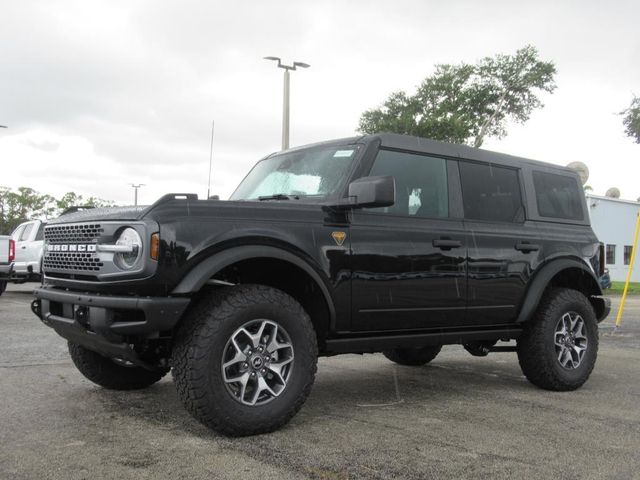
[207,120,214,199]
[130,183,145,206]
[264,57,310,150]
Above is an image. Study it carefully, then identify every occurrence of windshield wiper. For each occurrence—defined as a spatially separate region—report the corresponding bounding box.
[258,193,299,201]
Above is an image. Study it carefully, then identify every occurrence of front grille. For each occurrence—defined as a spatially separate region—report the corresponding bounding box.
[43,252,104,272]
[45,224,104,243]
[44,223,106,273]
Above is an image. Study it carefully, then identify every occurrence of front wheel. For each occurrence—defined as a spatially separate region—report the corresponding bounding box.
[172,285,318,436]
[517,288,598,391]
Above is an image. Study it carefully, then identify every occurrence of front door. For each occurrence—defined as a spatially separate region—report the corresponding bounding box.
[349,149,467,331]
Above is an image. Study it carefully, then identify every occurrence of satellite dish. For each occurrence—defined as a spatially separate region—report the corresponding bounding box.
[566,161,589,185]
[605,187,621,199]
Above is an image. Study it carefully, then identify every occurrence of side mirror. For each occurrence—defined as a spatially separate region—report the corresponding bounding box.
[349,175,395,208]
[324,175,395,210]
[324,175,392,210]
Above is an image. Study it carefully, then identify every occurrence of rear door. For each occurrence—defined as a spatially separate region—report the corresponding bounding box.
[459,161,542,326]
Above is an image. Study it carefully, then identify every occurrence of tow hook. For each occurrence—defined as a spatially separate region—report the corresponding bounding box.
[31,299,42,319]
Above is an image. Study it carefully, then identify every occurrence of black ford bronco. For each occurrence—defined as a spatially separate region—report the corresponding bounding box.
[33,133,610,436]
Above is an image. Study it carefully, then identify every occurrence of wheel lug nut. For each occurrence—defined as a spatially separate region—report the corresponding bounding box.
[242,362,249,369]
[261,368,266,375]
[250,372,256,377]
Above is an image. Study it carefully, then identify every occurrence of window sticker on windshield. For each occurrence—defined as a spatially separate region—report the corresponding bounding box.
[333,150,355,158]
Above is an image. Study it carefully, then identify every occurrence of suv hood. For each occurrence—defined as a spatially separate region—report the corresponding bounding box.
[48,206,148,224]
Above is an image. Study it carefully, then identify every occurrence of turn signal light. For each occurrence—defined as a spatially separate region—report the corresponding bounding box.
[150,233,160,261]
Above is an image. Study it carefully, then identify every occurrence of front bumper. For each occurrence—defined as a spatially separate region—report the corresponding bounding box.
[593,295,611,323]
[33,286,190,366]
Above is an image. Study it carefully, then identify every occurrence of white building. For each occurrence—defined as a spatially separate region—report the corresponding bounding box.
[586,194,640,282]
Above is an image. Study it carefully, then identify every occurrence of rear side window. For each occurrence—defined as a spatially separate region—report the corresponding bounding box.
[459,162,523,222]
[19,223,34,241]
[11,225,25,241]
[533,171,584,221]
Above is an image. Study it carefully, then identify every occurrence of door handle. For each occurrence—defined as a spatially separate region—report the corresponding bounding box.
[515,242,539,253]
[21,246,27,249]
[433,238,462,250]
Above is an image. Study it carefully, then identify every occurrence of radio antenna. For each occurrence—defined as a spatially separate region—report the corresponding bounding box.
[207,120,215,199]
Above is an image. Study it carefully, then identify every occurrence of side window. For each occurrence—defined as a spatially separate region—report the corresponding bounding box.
[20,223,34,241]
[459,162,523,222]
[35,223,45,241]
[11,225,25,241]
[366,150,448,218]
[532,171,584,221]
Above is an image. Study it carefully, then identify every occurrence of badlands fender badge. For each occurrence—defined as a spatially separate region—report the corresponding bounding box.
[331,231,347,246]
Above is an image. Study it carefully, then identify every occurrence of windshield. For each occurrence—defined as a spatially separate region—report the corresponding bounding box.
[230,145,360,201]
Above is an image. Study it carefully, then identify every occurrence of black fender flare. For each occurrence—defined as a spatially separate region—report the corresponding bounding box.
[171,245,336,323]
[516,258,604,323]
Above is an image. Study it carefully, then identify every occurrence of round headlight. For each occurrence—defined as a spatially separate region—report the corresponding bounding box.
[115,228,142,269]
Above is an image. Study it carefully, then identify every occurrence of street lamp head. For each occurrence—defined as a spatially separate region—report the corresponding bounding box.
[264,56,281,62]
[293,62,310,69]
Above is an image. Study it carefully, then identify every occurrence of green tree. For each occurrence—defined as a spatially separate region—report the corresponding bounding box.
[359,45,557,148]
[620,95,640,143]
[55,192,112,212]
[0,188,113,235]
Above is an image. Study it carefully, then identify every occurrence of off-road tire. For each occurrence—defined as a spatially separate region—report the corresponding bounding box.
[383,345,442,366]
[517,288,598,391]
[68,342,168,390]
[171,284,318,437]
[0,281,6,296]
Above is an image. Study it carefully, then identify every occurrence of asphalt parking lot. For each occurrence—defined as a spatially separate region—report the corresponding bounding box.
[1,283,639,480]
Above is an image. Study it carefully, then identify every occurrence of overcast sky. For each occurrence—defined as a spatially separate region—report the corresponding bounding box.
[1,0,639,205]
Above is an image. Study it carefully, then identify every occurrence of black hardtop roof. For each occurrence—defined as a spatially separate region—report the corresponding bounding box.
[270,133,576,175]
[366,133,575,174]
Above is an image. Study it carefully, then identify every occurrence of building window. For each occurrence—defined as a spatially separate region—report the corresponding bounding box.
[606,244,616,265]
[624,245,633,265]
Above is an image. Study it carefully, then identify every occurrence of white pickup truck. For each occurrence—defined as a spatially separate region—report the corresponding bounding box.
[0,235,15,295]
[10,220,45,282]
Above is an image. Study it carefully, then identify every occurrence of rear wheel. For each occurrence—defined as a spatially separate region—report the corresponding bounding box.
[383,345,442,366]
[0,281,6,296]
[172,285,318,436]
[517,288,598,391]
[68,343,168,390]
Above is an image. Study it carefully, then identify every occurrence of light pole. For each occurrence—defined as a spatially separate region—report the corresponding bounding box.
[130,183,145,206]
[264,56,310,150]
